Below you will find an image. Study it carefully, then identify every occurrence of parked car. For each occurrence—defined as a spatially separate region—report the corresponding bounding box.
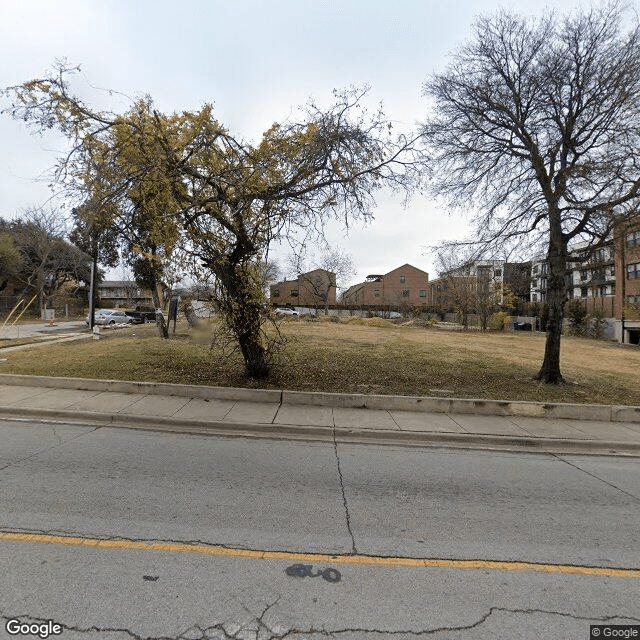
[86,309,135,326]
[274,307,299,316]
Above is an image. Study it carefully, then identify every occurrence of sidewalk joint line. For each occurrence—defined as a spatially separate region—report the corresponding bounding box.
[271,390,284,425]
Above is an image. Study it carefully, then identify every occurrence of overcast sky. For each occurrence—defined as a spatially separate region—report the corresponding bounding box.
[1,0,597,286]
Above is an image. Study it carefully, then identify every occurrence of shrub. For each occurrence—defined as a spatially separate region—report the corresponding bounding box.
[566,299,589,336]
[489,311,511,331]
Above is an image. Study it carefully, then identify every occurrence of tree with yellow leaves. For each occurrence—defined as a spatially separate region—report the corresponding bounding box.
[4,65,422,377]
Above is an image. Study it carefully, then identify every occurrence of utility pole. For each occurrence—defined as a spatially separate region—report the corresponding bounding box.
[88,251,97,331]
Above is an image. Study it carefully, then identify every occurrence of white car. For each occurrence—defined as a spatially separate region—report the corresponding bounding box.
[86,309,135,326]
[274,307,299,316]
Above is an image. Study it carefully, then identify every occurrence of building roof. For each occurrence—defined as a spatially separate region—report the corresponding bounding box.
[384,263,429,277]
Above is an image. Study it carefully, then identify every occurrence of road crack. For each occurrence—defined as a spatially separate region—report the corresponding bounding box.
[0,424,101,474]
[332,410,357,555]
[3,608,639,639]
[548,452,640,503]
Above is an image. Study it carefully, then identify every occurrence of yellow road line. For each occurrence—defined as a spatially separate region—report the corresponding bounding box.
[1,531,638,579]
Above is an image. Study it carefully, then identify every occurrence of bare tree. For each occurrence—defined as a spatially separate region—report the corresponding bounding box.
[258,259,281,297]
[433,250,478,329]
[8,207,90,313]
[423,2,640,382]
[287,246,355,314]
[320,247,356,296]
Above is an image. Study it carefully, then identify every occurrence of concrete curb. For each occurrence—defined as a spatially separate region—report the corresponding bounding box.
[2,405,639,457]
[0,373,639,423]
[0,373,282,404]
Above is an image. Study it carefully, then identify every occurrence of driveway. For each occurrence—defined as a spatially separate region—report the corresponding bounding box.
[0,320,87,340]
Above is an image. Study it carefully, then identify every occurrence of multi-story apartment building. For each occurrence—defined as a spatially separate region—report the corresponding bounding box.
[528,228,640,343]
[270,268,336,307]
[566,242,616,307]
[531,242,616,307]
[341,264,429,308]
[529,258,547,303]
[430,260,531,312]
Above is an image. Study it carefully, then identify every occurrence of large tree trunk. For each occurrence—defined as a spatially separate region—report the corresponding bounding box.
[147,277,168,339]
[184,302,199,328]
[536,229,567,383]
[218,262,270,379]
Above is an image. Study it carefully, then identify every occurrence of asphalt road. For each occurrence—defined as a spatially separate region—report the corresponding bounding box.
[0,419,638,639]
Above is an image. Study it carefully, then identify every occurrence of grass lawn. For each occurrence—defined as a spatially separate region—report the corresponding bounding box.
[1,317,639,405]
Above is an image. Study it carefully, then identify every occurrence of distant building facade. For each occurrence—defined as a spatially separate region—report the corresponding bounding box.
[97,281,162,308]
[526,227,640,343]
[341,264,429,308]
[428,260,531,313]
[270,268,337,307]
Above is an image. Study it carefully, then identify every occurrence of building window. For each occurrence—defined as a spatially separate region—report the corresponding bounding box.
[291,289,299,297]
[581,287,588,298]
[402,290,410,298]
[399,276,406,283]
[494,269,502,277]
[580,270,588,281]
[419,290,427,298]
[272,290,280,298]
[532,293,537,301]
[374,289,380,298]
[627,231,640,248]
[627,263,640,279]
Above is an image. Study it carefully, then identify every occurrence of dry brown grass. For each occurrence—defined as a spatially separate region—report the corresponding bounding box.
[1,319,639,405]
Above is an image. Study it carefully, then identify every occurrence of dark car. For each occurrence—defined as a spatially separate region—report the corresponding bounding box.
[125,306,157,323]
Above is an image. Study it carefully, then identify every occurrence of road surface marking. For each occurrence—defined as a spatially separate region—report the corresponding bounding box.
[1,531,638,578]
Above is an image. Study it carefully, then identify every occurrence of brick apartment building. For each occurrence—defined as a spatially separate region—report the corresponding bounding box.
[270,268,336,307]
[617,226,640,344]
[528,225,640,343]
[341,264,429,308]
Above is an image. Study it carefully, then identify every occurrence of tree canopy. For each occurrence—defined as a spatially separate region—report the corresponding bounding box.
[3,67,422,377]
[0,207,91,312]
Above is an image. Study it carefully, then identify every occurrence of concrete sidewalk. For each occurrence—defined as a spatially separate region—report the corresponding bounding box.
[0,374,639,456]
